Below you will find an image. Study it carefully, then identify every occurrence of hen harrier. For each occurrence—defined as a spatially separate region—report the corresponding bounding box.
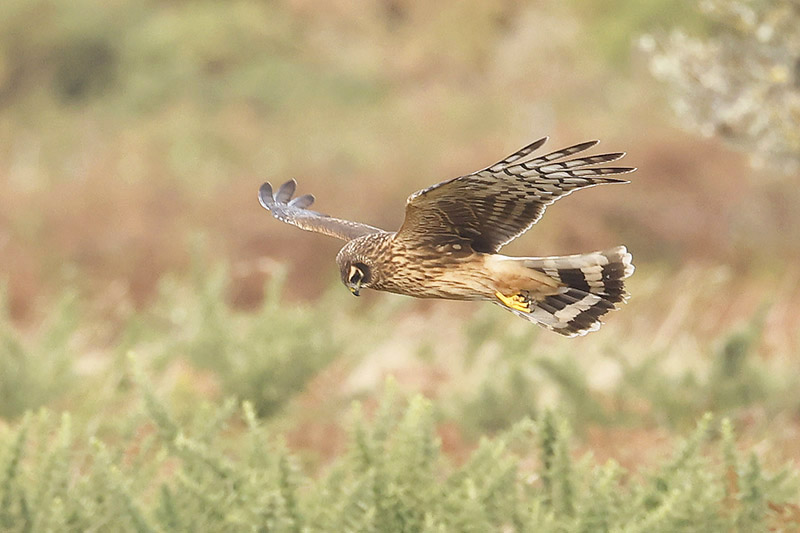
[259,137,634,336]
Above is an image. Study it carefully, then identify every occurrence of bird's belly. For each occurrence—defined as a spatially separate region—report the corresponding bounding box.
[379,255,495,301]
[377,253,562,301]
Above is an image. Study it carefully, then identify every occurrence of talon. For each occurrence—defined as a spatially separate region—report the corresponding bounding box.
[495,291,531,313]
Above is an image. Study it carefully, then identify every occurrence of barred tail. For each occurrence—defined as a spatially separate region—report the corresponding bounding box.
[501,246,634,336]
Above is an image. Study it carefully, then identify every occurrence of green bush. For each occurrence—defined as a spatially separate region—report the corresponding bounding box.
[641,0,800,172]
[125,251,368,418]
[2,267,798,531]
[0,375,796,532]
[452,298,797,436]
[0,286,78,419]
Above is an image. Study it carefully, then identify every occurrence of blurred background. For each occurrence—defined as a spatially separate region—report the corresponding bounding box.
[1,0,799,472]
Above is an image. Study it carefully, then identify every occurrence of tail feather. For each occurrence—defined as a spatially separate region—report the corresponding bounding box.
[500,246,634,336]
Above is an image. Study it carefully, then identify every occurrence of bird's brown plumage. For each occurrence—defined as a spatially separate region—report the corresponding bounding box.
[259,137,635,336]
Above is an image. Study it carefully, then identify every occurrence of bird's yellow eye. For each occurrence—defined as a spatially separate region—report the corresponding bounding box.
[348,265,363,284]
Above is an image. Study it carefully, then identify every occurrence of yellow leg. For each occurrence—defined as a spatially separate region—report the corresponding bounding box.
[495,291,531,313]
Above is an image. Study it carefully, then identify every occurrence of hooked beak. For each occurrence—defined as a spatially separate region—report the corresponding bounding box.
[349,283,361,297]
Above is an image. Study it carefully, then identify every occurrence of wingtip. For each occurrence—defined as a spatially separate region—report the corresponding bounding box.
[289,193,315,209]
[554,139,601,157]
[258,182,274,210]
[605,166,637,178]
[528,136,549,153]
[616,167,637,178]
[260,179,310,210]
[275,179,297,203]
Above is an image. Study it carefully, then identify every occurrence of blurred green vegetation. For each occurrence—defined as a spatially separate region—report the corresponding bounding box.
[642,0,800,172]
[3,259,797,436]
[569,0,706,66]
[0,286,78,418]
[452,290,797,439]
[148,255,352,418]
[0,374,796,532]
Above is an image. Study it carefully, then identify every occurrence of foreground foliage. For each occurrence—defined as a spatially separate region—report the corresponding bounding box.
[0,374,797,533]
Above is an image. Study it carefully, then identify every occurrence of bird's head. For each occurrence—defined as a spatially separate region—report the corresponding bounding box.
[336,240,377,297]
[336,234,389,296]
[340,261,371,296]
[342,263,371,296]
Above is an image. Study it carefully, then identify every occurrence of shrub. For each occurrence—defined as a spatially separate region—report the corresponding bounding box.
[0,375,796,532]
[641,0,800,172]
[0,286,78,419]
[139,254,365,418]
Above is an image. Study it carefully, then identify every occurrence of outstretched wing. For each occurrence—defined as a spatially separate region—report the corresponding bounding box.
[395,137,634,253]
[259,179,385,241]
